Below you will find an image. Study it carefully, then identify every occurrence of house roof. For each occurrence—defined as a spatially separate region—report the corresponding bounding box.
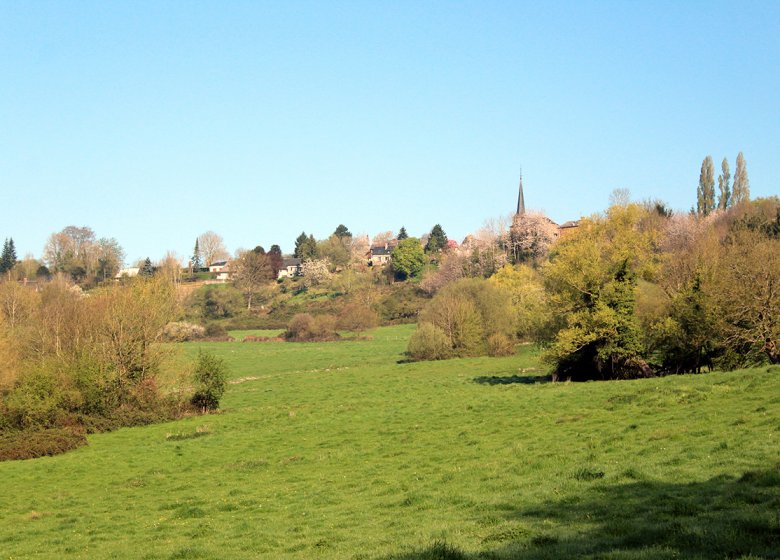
[370,246,393,256]
[210,260,228,267]
[283,258,301,266]
[560,220,580,228]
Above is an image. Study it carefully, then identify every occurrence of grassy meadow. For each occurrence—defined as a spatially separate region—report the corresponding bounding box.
[1,325,778,559]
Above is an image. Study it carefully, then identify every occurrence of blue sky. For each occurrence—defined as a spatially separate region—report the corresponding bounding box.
[2,1,779,263]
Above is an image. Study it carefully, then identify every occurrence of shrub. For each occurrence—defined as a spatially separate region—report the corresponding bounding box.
[191,351,228,413]
[486,333,515,357]
[162,321,206,342]
[0,428,87,461]
[407,323,452,361]
[284,313,339,342]
[336,302,378,332]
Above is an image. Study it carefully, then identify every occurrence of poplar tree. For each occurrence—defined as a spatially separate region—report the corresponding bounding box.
[697,156,715,216]
[717,157,731,210]
[732,152,750,204]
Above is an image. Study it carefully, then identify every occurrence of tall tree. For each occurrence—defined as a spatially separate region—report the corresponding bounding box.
[397,227,409,240]
[198,231,228,266]
[232,250,274,310]
[0,238,17,275]
[392,238,426,280]
[192,238,202,270]
[333,224,352,239]
[95,237,125,281]
[697,156,716,216]
[268,244,283,277]
[140,258,154,277]
[425,224,448,253]
[732,152,750,204]
[293,232,317,259]
[717,157,731,210]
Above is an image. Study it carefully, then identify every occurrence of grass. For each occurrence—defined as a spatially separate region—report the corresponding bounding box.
[1,324,778,559]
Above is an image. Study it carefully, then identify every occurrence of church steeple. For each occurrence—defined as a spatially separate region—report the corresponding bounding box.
[516,171,525,215]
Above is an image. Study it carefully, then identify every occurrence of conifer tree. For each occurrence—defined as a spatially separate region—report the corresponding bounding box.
[717,157,731,210]
[0,238,16,274]
[140,258,154,277]
[697,156,715,216]
[192,238,202,270]
[397,227,408,240]
[425,224,448,253]
[732,152,750,204]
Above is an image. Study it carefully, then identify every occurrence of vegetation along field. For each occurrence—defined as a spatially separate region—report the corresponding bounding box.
[1,324,778,559]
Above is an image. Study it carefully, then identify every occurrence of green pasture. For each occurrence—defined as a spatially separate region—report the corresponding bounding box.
[1,325,778,559]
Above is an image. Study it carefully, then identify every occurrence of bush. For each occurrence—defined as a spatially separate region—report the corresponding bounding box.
[163,321,207,342]
[0,428,87,461]
[408,323,452,361]
[486,333,515,357]
[284,313,339,342]
[336,302,379,332]
[191,351,228,412]
[408,278,516,361]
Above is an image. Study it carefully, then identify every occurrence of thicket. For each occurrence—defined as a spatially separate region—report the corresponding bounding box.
[407,198,780,380]
[0,276,204,460]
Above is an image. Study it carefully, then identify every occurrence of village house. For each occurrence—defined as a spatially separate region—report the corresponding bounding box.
[367,243,394,266]
[277,257,302,279]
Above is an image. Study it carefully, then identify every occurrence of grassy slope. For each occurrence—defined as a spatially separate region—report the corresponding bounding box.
[1,325,778,559]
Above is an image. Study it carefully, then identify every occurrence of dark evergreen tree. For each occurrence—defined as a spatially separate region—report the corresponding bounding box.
[252,245,266,255]
[697,156,715,216]
[293,232,308,259]
[192,238,202,270]
[397,227,408,240]
[140,258,154,277]
[0,238,16,274]
[717,157,731,210]
[732,152,750,204]
[333,224,352,239]
[425,224,448,253]
[293,232,317,259]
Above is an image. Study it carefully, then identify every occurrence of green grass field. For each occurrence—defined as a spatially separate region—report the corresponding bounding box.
[1,325,778,559]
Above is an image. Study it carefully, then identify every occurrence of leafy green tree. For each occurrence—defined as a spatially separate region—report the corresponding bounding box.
[333,224,352,239]
[697,156,716,216]
[191,350,228,412]
[391,238,426,280]
[425,224,448,253]
[95,237,124,281]
[542,205,656,380]
[732,152,750,204]
[397,227,409,240]
[717,157,731,210]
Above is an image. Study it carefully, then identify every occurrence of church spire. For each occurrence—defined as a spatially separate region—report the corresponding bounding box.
[516,170,525,215]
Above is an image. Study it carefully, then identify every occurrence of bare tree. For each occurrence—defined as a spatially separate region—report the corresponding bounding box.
[232,250,274,310]
[198,231,229,266]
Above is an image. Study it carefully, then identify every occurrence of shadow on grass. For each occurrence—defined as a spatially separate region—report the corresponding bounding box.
[473,374,550,385]
[380,465,780,559]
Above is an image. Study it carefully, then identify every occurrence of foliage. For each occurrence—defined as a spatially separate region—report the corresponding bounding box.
[391,237,426,280]
[0,238,17,275]
[336,302,379,332]
[425,224,448,253]
[509,211,559,263]
[0,427,87,461]
[162,321,207,342]
[191,238,202,270]
[542,205,656,379]
[717,157,731,210]
[410,278,515,360]
[294,232,318,259]
[732,151,750,204]
[697,155,716,216]
[284,313,339,342]
[397,226,408,240]
[489,264,555,342]
[301,258,332,287]
[191,351,228,412]
[232,249,275,310]
[407,322,452,360]
[333,224,352,239]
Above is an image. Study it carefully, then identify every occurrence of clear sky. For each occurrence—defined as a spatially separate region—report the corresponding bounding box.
[2,1,779,264]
